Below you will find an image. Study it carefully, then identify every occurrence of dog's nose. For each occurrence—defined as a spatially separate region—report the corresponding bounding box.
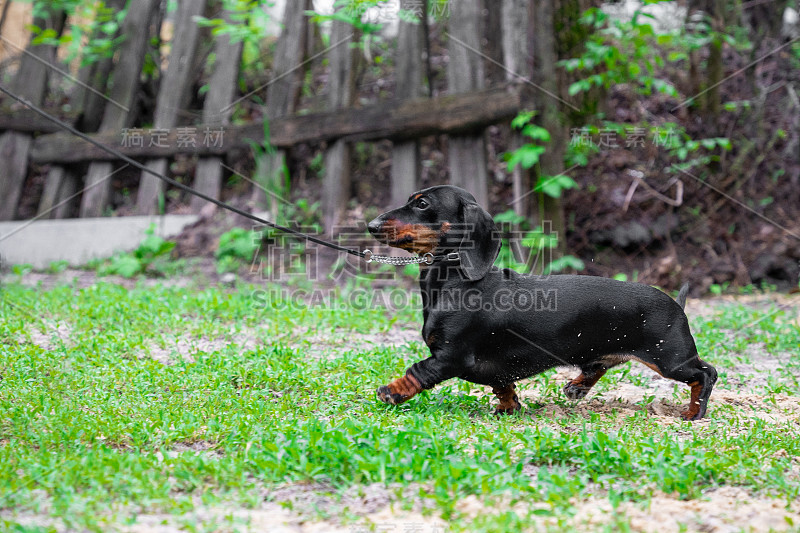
[367,217,383,235]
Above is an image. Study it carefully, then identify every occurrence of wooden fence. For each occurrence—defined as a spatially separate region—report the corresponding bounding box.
[0,0,532,228]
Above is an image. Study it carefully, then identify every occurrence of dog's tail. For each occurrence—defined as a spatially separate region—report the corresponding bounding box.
[676,283,690,309]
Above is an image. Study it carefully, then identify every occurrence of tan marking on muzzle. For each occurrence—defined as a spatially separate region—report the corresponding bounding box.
[380,220,444,254]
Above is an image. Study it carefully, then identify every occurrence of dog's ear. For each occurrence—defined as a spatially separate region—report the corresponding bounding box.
[458,199,501,280]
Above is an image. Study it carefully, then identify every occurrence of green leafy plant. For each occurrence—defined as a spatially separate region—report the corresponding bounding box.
[653,122,731,163]
[11,264,33,276]
[505,112,579,200]
[709,282,730,295]
[565,125,602,167]
[307,0,383,37]
[98,224,176,278]
[47,260,69,274]
[30,0,128,68]
[306,0,419,64]
[493,210,584,274]
[543,255,585,274]
[307,0,420,37]
[505,112,549,172]
[288,198,322,232]
[402,263,420,279]
[230,119,319,276]
[560,5,680,97]
[196,0,275,43]
[573,119,731,173]
[195,0,276,82]
[215,227,260,274]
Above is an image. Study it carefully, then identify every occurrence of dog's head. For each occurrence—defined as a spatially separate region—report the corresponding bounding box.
[367,185,500,280]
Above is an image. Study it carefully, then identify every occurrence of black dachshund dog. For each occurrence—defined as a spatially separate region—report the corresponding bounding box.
[367,185,716,420]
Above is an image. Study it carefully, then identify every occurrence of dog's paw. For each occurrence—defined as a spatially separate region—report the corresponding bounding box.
[680,406,705,421]
[493,403,521,416]
[563,381,589,400]
[377,385,405,405]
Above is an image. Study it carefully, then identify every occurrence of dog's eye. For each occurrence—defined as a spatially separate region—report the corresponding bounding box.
[416,199,429,210]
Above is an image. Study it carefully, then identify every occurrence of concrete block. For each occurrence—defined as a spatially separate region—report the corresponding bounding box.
[0,215,199,270]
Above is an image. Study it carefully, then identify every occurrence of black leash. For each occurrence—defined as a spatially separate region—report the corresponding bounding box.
[0,84,459,266]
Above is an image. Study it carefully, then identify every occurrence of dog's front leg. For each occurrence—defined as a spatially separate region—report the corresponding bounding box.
[377,352,463,406]
[377,372,423,405]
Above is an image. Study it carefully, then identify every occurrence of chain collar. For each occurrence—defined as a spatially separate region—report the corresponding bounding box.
[362,250,460,266]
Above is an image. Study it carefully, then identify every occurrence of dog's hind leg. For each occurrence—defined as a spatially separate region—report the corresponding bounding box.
[563,362,615,400]
[492,383,521,415]
[658,354,717,421]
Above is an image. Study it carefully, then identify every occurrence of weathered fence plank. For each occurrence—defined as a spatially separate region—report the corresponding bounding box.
[38,163,82,220]
[322,17,357,230]
[483,0,505,85]
[0,9,65,220]
[136,0,207,215]
[0,109,77,134]
[530,0,567,256]
[39,0,129,220]
[36,166,79,219]
[253,0,310,214]
[191,7,243,213]
[0,133,33,218]
[265,0,309,117]
[32,85,524,163]
[503,0,530,218]
[390,12,424,208]
[79,0,160,218]
[447,0,489,208]
[73,0,128,133]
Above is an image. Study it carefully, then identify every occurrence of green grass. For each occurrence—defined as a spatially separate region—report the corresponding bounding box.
[1,279,799,531]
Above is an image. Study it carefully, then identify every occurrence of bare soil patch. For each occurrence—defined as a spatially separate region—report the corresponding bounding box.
[287,326,422,359]
[19,321,73,351]
[564,487,800,533]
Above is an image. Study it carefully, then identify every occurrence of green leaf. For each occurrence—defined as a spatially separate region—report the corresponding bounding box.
[402,263,420,277]
[522,230,558,249]
[31,28,58,45]
[568,81,586,96]
[651,78,678,97]
[521,125,551,142]
[700,139,717,150]
[535,174,578,198]
[668,51,687,62]
[101,21,118,34]
[507,145,546,171]
[560,58,582,71]
[657,34,674,46]
[494,209,527,225]
[511,111,536,130]
[544,255,585,274]
[110,255,142,278]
